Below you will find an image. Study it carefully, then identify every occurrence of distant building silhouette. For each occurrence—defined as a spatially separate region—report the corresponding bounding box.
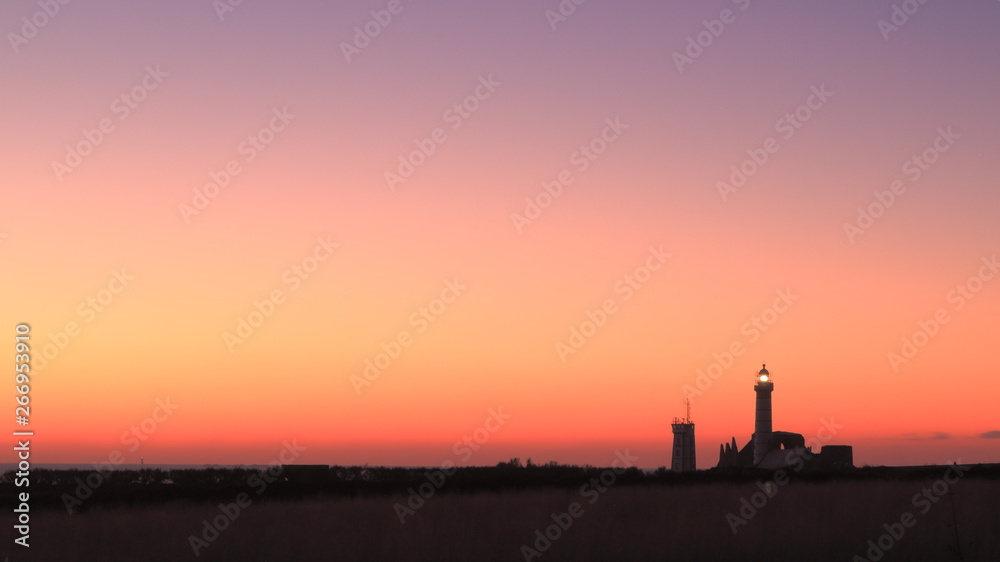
[752,364,774,465]
[671,400,696,472]
[717,364,853,470]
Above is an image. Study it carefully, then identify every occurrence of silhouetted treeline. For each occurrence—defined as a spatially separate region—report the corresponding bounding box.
[3,460,998,512]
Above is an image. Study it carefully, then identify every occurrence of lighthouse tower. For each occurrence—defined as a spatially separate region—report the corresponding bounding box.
[671,399,696,472]
[752,363,774,465]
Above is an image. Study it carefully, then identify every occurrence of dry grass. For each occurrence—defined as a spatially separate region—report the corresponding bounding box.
[21,479,1000,561]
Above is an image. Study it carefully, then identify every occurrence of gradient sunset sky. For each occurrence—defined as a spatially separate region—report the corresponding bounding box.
[3,0,999,468]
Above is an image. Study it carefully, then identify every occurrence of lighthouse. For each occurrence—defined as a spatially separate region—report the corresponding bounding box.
[716,362,854,470]
[752,363,773,465]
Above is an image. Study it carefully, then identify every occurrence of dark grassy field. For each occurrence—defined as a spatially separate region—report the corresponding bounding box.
[7,477,1000,561]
